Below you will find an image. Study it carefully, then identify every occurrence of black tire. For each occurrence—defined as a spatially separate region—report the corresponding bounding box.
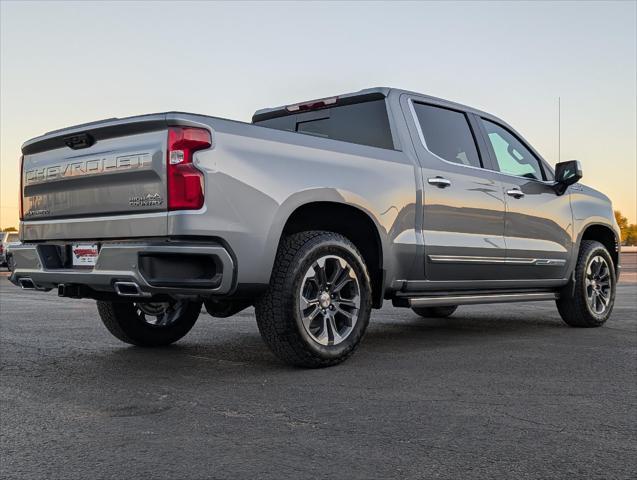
[6,255,14,272]
[255,231,372,368]
[96,300,202,346]
[556,240,616,327]
[411,305,458,318]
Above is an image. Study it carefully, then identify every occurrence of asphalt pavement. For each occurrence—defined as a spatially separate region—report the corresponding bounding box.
[1,255,636,479]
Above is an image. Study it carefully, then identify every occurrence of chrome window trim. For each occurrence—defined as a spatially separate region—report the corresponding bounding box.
[407,96,557,186]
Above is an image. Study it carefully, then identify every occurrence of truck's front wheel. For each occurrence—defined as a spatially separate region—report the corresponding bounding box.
[255,231,372,368]
[556,240,616,327]
[97,300,201,346]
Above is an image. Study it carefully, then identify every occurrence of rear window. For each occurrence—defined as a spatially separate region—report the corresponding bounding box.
[7,234,19,242]
[254,99,394,150]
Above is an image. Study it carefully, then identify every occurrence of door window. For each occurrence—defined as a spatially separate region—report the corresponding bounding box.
[413,103,482,168]
[481,119,544,180]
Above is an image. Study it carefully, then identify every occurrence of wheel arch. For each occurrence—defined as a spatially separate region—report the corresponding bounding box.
[276,199,386,308]
[578,223,620,272]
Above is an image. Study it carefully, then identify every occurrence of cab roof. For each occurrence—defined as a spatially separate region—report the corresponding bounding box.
[252,86,494,123]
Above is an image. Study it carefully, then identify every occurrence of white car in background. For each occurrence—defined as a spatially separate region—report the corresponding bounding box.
[1,232,20,271]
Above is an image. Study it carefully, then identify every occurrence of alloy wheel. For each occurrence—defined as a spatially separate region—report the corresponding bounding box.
[299,255,361,346]
[585,255,612,315]
[135,301,186,327]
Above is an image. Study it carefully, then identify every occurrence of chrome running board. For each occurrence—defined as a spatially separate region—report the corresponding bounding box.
[408,292,558,308]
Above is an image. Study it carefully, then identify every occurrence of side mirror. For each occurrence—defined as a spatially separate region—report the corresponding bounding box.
[554,160,582,195]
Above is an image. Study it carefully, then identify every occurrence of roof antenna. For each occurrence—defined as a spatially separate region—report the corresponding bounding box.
[558,96,561,163]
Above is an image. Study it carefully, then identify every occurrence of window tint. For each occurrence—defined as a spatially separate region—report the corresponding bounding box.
[254,99,394,149]
[413,103,481,168]
[481,119,544,180]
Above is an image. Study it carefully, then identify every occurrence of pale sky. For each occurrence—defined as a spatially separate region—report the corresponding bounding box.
[1,0,635,228]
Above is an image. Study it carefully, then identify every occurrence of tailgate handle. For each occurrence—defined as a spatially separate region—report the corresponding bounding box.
[64,132,94,150]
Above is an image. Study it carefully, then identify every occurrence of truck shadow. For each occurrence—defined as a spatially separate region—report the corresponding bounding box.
[96,310,569,372]
[0,308,576,389]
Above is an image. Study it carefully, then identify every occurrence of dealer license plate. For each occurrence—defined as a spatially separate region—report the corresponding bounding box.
[71,243,99,267]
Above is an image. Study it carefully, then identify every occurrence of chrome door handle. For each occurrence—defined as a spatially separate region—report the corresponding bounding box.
[506,188,525,198]
[428,177,452,188]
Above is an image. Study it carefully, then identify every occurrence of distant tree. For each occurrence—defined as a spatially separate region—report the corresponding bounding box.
[625,224,637,246]
[615,210,629,241]
[1,227,17,232]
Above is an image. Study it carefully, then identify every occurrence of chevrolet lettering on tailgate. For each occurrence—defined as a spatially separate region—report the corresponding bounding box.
[25,153,152,185]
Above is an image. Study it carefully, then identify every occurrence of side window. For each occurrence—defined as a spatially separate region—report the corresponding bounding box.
[413,103,482,168]
[481,119,544,180]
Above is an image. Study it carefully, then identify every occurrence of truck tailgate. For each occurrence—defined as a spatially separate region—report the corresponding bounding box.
[21,114,169,240]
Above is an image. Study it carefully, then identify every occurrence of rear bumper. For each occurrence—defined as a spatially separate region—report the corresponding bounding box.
[9,241,235,298]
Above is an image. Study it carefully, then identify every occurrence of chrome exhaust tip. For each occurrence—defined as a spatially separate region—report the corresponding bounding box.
[113,281,147,297]
[18,278,36,290]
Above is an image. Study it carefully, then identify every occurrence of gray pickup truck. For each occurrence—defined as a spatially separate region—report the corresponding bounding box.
[10,87,621,367]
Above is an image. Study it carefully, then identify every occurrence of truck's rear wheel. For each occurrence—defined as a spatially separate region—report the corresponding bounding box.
[255,231,372,368]
[556,240,616,327]
[97,299,202,346]
[6,255,15,272]
[411,306,458,318]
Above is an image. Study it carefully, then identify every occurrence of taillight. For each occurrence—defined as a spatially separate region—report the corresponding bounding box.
[19,155,24,220]
[166,127,211,211]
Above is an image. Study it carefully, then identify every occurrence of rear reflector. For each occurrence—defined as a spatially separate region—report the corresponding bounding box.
[166,127,211,211]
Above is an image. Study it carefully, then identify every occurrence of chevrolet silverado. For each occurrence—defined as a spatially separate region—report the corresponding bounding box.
[10,87,621,367]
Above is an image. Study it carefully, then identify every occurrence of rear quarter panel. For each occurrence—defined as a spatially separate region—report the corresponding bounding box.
[167,116,419,288]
